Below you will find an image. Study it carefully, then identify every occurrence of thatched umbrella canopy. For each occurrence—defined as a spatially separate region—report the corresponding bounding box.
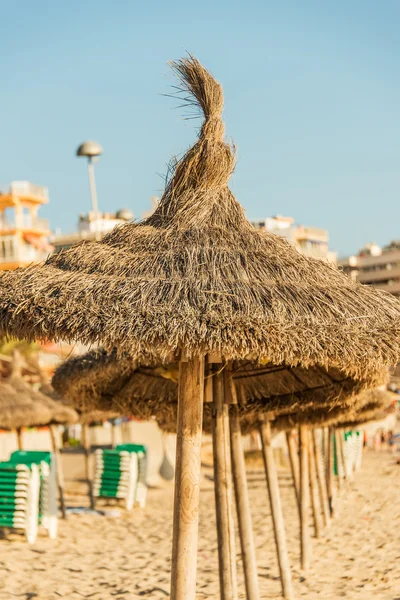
[336,389,395,428]
[1,56,400,599]
[52,349,390,441]
[39,380,113,425]
[271,388,393,432]
[53,348,387,421]
[0,59,399,381]
[0,382,54,430]
[7,353,78,426]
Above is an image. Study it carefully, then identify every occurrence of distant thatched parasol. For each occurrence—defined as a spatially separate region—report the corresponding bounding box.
[7,352,78,426]
[1,56,400,599]
[0,382,53,430]
[271,388,393,431]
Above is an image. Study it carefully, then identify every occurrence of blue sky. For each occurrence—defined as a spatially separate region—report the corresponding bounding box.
[1,0,399,256]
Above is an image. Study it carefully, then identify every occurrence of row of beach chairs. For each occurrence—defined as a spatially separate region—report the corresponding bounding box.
[0,443,148,544]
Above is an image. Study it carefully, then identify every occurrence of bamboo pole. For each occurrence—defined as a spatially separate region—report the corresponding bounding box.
[299,425,311,571]
[170,356,205,600]
[227,370,259,600]
[212,366,237,600]
[307,430,322,539]
[260,417,294,600]
[285,430,300,516]
[50,425,67,519]
[312,429,330,529]
[16,427,23,450]
[327,427,334,517]
[82,424,95,510]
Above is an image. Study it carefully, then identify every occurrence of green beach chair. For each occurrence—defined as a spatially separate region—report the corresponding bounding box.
[8,451,58,539]
[116,444,148,508]
[0,462,40,543]
[94,445,147,510]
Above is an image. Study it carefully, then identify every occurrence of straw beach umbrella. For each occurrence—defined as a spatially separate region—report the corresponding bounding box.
[0,373,78,518]
[0,382,53,437]
[1,57,400,599]
[52,348,388,599]
[40,379,119,511]
[4,351,78,517]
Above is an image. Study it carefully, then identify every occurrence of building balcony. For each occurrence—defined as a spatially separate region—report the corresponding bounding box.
[0,216,50,233]
[0,181,49,203]
[0,247,50,268]
[373,280,400,295]
[357,265,400,284]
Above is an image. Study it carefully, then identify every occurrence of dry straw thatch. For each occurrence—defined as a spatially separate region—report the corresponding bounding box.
[52,348,388,434]
[0,57,398,389]
[39,381,116,425]
[7,354,78,426]
[271,388,394,431]
[53,348,388,422]
[0,382,54,430]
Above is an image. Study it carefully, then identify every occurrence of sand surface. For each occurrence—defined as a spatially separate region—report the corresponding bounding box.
[0,447,399,599]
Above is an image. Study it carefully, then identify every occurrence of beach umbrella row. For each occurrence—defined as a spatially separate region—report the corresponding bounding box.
[0,56,399,600]
[52,345,394,599]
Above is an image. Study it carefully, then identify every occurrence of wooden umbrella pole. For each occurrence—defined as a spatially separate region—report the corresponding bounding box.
[327,427,334,517]
[16,427,23,450]
[334,429,342,492]
[285,430,300,516]
[111,420,117,448]
[170,356,205,600]
[338,429,346,484]
[82,424,95,511]
[299,424,311,571]
[312,429,330,529]
[212,365,238,600]
[260,417,294,600]
[228,373,260,600]
[50,425,67,519]
[308,430,322,539]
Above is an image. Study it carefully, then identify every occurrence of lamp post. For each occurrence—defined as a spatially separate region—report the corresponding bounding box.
[76,141,103,240]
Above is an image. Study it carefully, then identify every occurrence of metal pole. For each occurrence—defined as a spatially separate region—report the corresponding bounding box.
[87,157,101,241]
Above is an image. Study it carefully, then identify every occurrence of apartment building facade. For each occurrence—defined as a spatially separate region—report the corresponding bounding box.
[339,241,400,296]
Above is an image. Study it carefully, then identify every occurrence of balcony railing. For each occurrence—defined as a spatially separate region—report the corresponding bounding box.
[0,217,50,231]
[0,247,50,265]
[0,181,48,202]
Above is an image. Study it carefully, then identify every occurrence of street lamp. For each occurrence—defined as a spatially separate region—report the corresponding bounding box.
[76,140,103,240]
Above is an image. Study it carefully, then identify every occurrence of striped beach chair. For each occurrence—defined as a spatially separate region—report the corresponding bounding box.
[3,451,58,540]
[116,444,148,508]
[93,444,147,510]
[0,462,40,543]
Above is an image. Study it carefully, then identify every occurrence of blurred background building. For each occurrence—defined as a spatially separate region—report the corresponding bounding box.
[339,241,400,297]
[0,181,53,270]
[251,214,337,263]
[52,208,134,253]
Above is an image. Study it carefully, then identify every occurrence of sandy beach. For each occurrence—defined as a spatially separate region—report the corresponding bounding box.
[0,444,398,600]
